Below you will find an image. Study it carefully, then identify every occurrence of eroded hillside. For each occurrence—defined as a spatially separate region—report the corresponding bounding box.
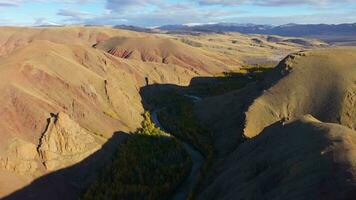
[195,48,356,199]
[0,26,333,199]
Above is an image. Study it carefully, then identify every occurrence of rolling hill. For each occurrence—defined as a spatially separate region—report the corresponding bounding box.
[244,48,356,137]
[195,48,356,199]
[94,36,235,74]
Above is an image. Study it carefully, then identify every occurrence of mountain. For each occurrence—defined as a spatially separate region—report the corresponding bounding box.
[158,23,356,45]
[160,23,273,33]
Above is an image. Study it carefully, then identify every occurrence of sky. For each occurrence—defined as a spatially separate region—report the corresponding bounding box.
[0,0,356,27]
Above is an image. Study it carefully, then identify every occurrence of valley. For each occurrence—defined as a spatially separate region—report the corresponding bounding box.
[0,26,355,200]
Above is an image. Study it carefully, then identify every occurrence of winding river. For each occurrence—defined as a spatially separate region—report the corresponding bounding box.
[150,95,204,200]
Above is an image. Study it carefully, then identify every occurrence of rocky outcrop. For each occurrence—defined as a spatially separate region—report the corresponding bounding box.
[0,111,101,176]
[37,112,101,171]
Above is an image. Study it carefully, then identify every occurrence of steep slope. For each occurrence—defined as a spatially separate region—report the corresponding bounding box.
[195,48,356,199]
[198,115,356,200]
[244,48,356,138]
[37,112,102,171]
[94,36,237,74]
[194,83,260,157]
[0,39,204,197]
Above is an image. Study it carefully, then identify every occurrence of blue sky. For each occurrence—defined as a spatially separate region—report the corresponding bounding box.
[0,0,356,27]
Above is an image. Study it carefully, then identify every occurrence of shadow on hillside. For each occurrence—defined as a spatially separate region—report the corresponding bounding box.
[139,63,285,157]
[138,68,283,197]
[140,70,270,110]
[3,64,282,200]
[3,132,130,200]
[139,66,277,118]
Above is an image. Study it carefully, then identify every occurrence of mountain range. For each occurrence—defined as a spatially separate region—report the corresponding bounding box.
[155,23,356,45]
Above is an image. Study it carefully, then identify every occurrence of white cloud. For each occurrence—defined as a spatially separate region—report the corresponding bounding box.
[34,17,61,26]
[198,0,356,6]
[0,0,23,7]
[8,0,351,27]
[0,0,96,7]
[57,9,94,20]
[106,0,162,13]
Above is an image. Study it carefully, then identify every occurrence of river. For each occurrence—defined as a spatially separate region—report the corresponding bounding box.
[150,95,204,200]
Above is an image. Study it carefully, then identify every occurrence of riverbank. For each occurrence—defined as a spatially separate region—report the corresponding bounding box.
[151,110,204,200]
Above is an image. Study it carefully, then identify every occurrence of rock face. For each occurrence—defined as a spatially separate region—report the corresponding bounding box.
[0,112,101,175]
[38,112,101,171]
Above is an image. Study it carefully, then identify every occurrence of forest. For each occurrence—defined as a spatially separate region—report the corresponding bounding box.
[83,112,192,200]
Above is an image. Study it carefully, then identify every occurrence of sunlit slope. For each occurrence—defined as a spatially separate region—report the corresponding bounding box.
[196,48,356,151]
[0,27,241,197]
[194,48,356,199]
[165,33,327,65]
[95,36,239,74]
[0,39,202,197]
[244,48,356,138]
[0,26,145,56]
